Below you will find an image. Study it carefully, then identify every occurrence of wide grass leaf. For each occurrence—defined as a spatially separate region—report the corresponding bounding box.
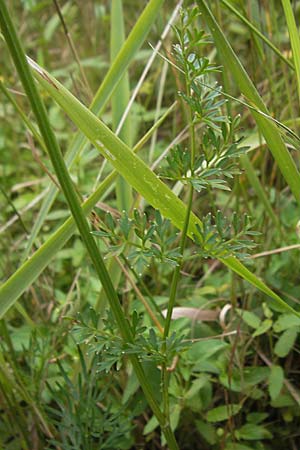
[1,57,299,319]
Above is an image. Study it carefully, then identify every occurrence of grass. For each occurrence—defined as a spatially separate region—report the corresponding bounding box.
[1,1,300,449]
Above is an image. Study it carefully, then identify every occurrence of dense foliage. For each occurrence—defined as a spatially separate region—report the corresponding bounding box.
[1,1,300,449]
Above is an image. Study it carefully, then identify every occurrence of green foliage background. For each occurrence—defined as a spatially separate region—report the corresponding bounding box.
[1,1,300,449]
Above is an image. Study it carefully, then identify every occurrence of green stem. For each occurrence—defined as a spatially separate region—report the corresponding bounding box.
[163,187,194,340]
[161,40,196,427]
[162,368,171,427]
[0,3,178,448]
[163,52,196,339]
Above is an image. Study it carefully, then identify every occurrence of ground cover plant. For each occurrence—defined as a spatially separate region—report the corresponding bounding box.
[1,0,300,449]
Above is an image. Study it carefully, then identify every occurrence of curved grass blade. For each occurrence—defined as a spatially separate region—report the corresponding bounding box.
[28,58,196,232]
[26,58,300,318]
[95,0,134,311]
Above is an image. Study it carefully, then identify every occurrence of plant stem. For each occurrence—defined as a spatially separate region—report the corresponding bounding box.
[162,30,196,426]
[163,187,194,340]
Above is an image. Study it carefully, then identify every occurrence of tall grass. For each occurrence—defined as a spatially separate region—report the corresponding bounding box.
[1,1,300,449]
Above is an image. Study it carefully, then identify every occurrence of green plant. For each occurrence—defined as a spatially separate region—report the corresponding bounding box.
[1,1,300,449]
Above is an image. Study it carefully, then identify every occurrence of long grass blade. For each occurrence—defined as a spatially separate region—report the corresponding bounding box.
[28,59,195,231]
[221,0,294,70]
[0,2,129,340]
[26,58,299,317]
[281,0,300,104]
[241,154,282,234]
[95,0,134,311]
[111,0,133,212]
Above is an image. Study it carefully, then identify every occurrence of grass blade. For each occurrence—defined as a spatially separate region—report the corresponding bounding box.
[111,0,132,211]
[0,1,130,341]
[0,178,111,318]
[95,0,134,312]
[26,58,299,317]
[28,59,195,232]
[221,0,294,70]
[241,153,282,234]
[281,0,300,104]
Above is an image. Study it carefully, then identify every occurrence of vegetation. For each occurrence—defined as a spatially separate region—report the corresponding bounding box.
[1,1,300,449]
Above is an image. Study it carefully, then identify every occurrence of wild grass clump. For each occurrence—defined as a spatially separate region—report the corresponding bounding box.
[1,1,300,449]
